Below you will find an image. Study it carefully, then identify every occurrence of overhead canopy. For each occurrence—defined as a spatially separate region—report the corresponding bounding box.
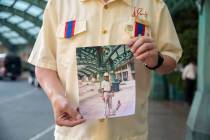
[0,0,194,49]
[76,45,133,77]
[0,0,47,48]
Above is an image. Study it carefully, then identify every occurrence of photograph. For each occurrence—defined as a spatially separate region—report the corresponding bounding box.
[76,45,136,120]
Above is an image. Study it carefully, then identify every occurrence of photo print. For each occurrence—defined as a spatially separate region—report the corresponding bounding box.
[76,45,136,120]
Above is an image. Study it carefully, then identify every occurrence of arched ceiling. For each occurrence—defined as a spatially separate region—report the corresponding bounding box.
[76,45,133,77]
[0,0,194,49]
[0,0,47,49]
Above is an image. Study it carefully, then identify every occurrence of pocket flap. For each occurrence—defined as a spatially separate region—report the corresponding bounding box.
[57,20,87,38]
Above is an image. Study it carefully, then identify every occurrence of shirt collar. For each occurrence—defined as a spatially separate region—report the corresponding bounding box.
[80,0,132,6]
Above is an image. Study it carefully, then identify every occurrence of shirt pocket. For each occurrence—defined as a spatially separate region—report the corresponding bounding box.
[56,20,87,39]
[56,20,87,68]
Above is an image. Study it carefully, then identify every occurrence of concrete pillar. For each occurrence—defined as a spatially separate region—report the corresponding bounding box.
[186,1,210,139]
[96,47,105,81]
[127,64,133,81]
[98,71,104,81]
[109,71,115,82]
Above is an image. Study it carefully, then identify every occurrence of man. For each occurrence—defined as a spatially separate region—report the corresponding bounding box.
[101,72,121,117]
[101,72,113,116]
[28,0,182,139]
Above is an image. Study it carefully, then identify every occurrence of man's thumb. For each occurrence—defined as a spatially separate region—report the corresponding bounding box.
[65,106,77,119]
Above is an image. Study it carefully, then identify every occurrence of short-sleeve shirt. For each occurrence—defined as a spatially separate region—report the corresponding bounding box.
[101,80,112,92]
[28,0,182,139]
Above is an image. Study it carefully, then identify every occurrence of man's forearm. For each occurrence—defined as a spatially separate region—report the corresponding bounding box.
[155,55,177,75]
[35,67,65,102]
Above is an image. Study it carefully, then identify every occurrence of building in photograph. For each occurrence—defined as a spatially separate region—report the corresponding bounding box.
[76,45,134,83]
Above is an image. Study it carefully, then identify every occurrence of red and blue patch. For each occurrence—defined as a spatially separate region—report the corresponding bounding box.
[134,22,145,37]
[64,20,76,38]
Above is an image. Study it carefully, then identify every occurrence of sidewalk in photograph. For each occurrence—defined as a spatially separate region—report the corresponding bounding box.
[79,80,136,119]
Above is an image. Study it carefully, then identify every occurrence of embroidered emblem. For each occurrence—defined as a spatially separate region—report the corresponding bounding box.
[132,7,148,17]
[64,20,76,38]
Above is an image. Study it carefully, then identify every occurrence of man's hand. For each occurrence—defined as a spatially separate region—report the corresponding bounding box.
[35,67,86,127]
[127,36,177,74]
[51,95,85,127]
[112,93,114,97]
[128,36,158,68]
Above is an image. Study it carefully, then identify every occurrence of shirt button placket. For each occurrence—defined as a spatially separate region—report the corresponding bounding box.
[104,4,108,10]
[101,4,110,44]
[102,29,108,34]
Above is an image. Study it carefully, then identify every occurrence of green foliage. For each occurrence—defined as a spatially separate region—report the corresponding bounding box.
[167,6,198,91]
[174,6,198,65]
[178,29,198,65]
[167,71,183,90]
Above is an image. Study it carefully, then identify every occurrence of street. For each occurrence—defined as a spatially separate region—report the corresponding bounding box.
[0,80,54,140]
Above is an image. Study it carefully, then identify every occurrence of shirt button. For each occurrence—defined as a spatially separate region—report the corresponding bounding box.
[104,5,108,9]
[102,30,108,34]
[99,119,105,122]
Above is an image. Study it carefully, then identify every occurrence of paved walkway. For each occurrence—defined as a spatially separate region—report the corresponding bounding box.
[148,101,189,140]
[79,80,136,119]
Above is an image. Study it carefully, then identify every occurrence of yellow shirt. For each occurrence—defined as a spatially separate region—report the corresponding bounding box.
[28,0,182,139]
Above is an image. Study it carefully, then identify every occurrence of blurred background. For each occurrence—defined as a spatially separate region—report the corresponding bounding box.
[0,0,209,140]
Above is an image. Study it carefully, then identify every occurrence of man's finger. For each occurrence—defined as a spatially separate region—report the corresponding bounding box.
[127,37,138,47]
[59,119,86,127]
[130,37,154,53]
[130,37,144,53]
[136,49,156,62]
[134,43,154,57]
[140,36,154,42]
[65,107,78,119]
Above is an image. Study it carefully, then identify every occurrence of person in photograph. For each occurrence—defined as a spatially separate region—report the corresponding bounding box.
[101,72,114,117]
[28,0,182,139]
[101,72,121,117]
